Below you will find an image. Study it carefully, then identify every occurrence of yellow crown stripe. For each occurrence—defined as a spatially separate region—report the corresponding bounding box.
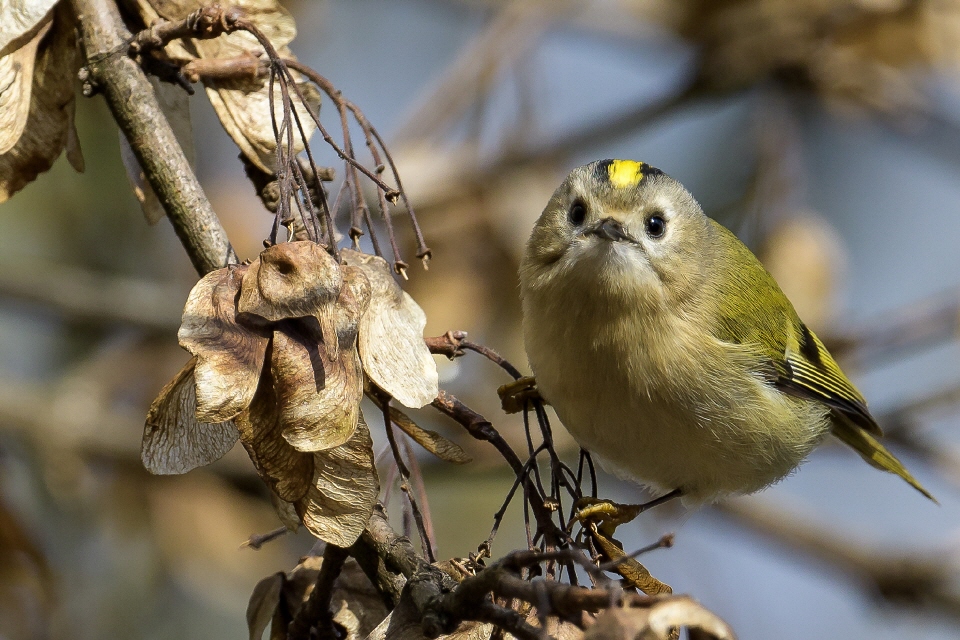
[607,160,645,188]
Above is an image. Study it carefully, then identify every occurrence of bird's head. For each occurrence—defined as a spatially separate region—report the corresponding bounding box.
[520,159,713,311]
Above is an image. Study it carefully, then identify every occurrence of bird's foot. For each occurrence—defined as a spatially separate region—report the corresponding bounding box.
[573,490,682,537]
[497,375,541,413]
[573,498,643,537]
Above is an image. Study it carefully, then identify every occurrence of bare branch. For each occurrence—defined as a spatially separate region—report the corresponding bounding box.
[71,0,236,275]
[288,544,350,640]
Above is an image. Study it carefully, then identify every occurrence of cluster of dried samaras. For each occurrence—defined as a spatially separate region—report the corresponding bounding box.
[140,242,439,547]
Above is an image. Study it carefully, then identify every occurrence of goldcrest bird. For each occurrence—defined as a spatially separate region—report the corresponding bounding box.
[520,159,934,505]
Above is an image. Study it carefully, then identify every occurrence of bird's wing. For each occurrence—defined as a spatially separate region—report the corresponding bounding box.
[702,220,881,435]
[773,322,883,436]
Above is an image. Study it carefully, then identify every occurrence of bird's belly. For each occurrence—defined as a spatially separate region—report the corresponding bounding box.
[530,320,829,502]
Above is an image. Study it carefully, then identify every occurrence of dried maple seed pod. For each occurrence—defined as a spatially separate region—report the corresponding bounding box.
[238,241,343,322]
[141,357,239,475]
[342,248,438,408]
[179,264,270,423]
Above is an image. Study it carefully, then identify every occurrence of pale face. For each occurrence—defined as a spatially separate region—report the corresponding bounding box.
[521,160,712,311]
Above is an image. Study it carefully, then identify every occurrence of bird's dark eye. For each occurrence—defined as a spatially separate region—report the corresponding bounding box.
[569,200,587,226]
[645,214,666,239]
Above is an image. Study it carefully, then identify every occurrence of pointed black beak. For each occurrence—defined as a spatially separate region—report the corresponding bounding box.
[587,217,634,243]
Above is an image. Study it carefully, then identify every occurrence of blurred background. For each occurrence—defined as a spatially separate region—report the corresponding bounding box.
[3,0,960,638]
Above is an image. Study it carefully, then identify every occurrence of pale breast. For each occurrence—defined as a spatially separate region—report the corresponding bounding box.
[523,292,830,502]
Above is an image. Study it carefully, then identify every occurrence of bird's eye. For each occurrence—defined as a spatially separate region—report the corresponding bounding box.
[568,200,587,226]
[645,214,666,239]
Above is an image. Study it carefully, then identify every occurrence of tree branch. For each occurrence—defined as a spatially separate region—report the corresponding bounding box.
[71,0,236,275]
[288,544,350,640]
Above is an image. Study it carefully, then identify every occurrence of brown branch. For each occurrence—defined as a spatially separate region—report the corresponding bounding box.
[128,5,239,56]
[240,526,288,550]
[72,0,236,276]
[181,55,266,82]
[431,390,524,477]
[287,544,350,640]
[425,331,469,359]
[378,392,437,563]
[424,548,667,639]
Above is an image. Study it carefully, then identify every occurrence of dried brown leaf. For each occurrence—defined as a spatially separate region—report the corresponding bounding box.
[270,605,291,640]
[126,0,318,173]
[142,357,239,474]
[236,361,314,502]
[585,599,735,640]
[0,0,57,52]
[179,264,270,422]
[366,587,492,640]
[390,406,471,465]
[0,4,82,203]
[0,19,49,154]
[589,527,672,596]
[205,74,320,175]
[276,557,388,640]
[247,572,284,640]
[330,560,391,640]
[296,412,379,547]
[332,265,373,345]
[238,242,343,323]
[342,249,438,409]
[269,492,301,532]
[278,554,324,625]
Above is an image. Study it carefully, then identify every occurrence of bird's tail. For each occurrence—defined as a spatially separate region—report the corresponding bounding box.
[831,419,937,503]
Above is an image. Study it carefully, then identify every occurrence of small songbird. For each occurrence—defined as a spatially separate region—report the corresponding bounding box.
[520,159,934,505]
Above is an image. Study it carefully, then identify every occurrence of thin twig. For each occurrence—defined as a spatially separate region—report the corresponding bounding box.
[241,526,289,550]
[380,394,436,562]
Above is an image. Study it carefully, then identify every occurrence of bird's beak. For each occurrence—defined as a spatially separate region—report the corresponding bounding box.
[586,217,634,243]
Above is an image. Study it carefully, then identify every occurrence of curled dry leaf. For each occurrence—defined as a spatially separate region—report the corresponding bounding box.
[295,412,379,547]
[142,357,239,474]
[0,0,57,52]
[127,0,319,173]
[342,249,438,408]
[236,361,314,502]
[585,598,735,640]
[179,264,270,422]
[329,559,391,640]
[589,526,672,596]
[0,4,83,203]
[0,19,50,154]
[246,571,284,640]
[238,241,343,323]
[252,557,388,640]
[205,67,321,175]
[390,405,471,465]
[269,490,301,532]
[367,587,493,640]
